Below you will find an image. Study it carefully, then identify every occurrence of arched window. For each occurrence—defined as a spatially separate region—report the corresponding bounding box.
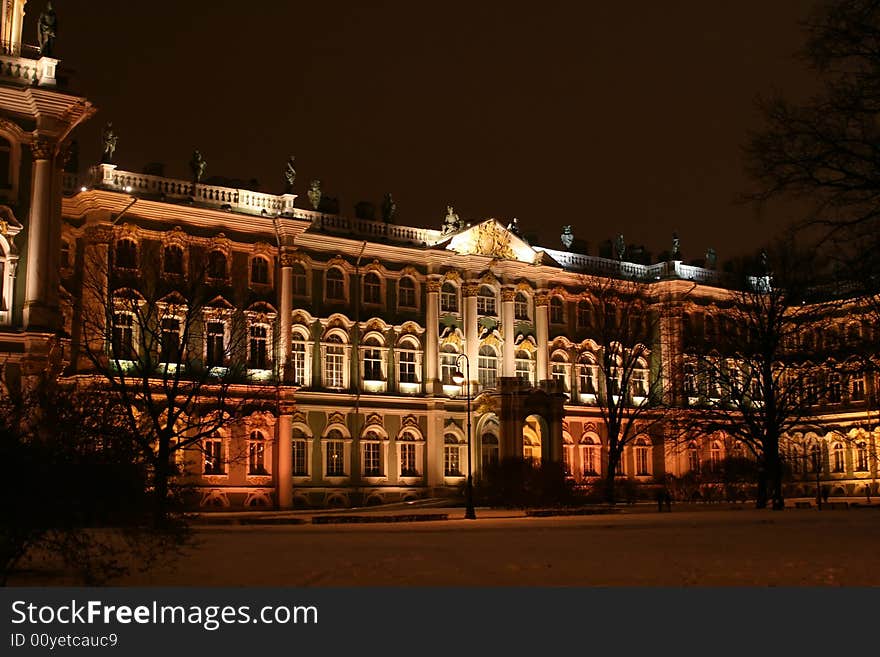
[551,352,568,390]
[477,285,496,316]
[444,433,463,476]
[362,430,383,477]
[362,335,384,381]
[324,334,346,388]
[687,441,701,473]
[851,373,866,401]
[635,437,651,475]
[115,238,138,269]
[397,336,420,385]
[515,349,534,383]
[163,245,184,275]
[248,430,267,475]
[248,324,270,369]
[292,263,307,296]
[363,272,381,304]
[291,328,309,385]
[631,361,648,399]
[576,300,591,328]
[826,372,842,403]
[441,343,460,386]
[856,441,868,471]
[581,435,600,476]
[549,296,564,324]
[709,440,723,472]
[251,256,269,285]
[292,428,309,476]
[326,268,345,300]
[325,429,346,476]
[111,311,136,360]
[160,316,181,363]
[481,433,499,469]
[514,292,529,320]
[398,430,420,477]
[832,442,845,472]
[207,250,227,279]
[203,433,225,475]
[440,282,458,313]
[579,354,597,395]
[478,344,498,389]
[398,276,416,308]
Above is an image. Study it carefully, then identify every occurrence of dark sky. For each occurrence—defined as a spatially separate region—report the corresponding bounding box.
[39,1,817,261]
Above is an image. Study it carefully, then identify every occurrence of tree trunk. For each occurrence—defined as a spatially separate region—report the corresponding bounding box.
[604,450,618,505]
[153,442,170,527]
[755,466,767,509]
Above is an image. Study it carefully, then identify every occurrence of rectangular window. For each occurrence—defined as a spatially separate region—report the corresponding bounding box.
[291,340,306,384]
[292,440,308,476]
[363,348,382,381]
[325,346,344,388]
[582,447,598,476]
[293,268,307,296]
[477,295,496,316]
[398,350,417,383]
[249,325,269,369]
[204,439,223,474]
[440,288,457,313]
[478,356,497,389]
[636,448,650,475]
[514,295,528,320]
[364,442,381,476]
[579,366,595,394]
[161,317,181,363]
[364,277,381,304]
[400,443,417,476]
[441,353,458,385]
[516,357,533,383]
[112,312,135,360]
[327,441,345,476]
[206,321,225,367]
[852,375,865,401]
[248,440,266,475]
[444,446,461,476]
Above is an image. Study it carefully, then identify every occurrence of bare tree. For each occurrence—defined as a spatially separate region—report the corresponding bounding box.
[73,231,269,523]
[576,275,674,504]
[679,245,831,509]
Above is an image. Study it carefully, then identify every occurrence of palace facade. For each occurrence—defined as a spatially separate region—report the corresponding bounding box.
[1,4,877,508]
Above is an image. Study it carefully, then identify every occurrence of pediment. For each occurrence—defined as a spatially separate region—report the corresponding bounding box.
[445,219,540,263]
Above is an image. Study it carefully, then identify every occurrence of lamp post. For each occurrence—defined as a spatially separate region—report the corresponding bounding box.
[452,354,477,520]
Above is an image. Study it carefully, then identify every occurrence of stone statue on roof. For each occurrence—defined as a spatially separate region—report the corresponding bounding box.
[705,247,717,269]
[101,123,118,164]
[382,192,397,223]
[671,232,681,260]
[283,155,296,193]
[615,233,626,261]
[561,225,574,250]
[189,150,207,184]
[507,217,520,235]
[443,205,462,233]
[38,1,57,57]
[307,179,322,210]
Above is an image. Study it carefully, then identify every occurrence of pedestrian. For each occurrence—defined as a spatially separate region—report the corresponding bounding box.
[866,485,872,504]
[822,485,830,504]
[656,488,664,512]
[664,489,672,512]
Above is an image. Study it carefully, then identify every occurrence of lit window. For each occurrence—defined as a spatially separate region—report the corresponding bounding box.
[632,368,648,398]
[440,283,458,313]
[251,257,269,285]
[635,438,651,475]
[709,441,722,472]
[477,286,496,316]
[481,433,499,469]
[292,429,308,476]
[851,374,865,401]
[161,317,181,363]
[444,434,461,476]
[581,438,600,476]
[324,335,345,388]
[514,292,529,320]
[398,277,416,308]
[478,345,498,390]
[687,442,701,473]
[832,443,845,473]
[203,435,224,475]
[206,321,225,367]
[363,434,382,476]
[291,331,307,384]
[441,345,459,386]
[326,431,345,476]
[398,345,417,384]
[856,442,868,471]
[515,350,534,383]
[551,353,568,390]
[248,430,267,475]
[579,360,596,394]
[363,338,383,381]
[326,268,345,300]
[399,435,418,476]
[363,273,381,304]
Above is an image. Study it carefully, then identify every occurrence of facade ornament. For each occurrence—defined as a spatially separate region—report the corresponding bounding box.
[671,232,681,260]
[705,247,717,269]
[501,288,517,302]
[0,219,7,236]
[84,225,113,244]
[474,222,516,260]
[101,123,118,163]
[534,293,550,307]
[443,205,462,234]
[426,279,442,293]
[307,179,322,211]
[283,155,296,193]
[462,282,480,297]
[189,150,207,184]
[506,217,520,235]
[38,1,57,57]
[381,192,397,223]
[280,251,301,268]
[560,225,574,250]
[30,137,53,160]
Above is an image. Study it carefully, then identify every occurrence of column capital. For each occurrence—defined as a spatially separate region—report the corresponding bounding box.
[427,279,442,293]
[84,224,113,244]
[30,137,55,160]
[462,282,480,297]
[501,288,517,302]
[280,251,301,268]
[534,292,550,307]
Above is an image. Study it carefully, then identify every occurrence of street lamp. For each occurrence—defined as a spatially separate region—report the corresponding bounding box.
[452,354,477,520]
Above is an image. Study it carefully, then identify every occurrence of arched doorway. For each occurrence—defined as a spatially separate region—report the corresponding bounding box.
[522,414,547,464]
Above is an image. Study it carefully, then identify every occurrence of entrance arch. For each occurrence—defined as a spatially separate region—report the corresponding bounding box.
[522,414,547,464]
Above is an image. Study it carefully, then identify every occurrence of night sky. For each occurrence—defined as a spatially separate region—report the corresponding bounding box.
[39,1,816,262]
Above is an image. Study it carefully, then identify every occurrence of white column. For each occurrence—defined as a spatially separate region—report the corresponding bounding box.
[23,139,57,329]
[501,287,516,376]
[463,282,479,389]
[278,253,294,382]
[535,292,550,382]
[276,410,293,509]
[425,278,440,394]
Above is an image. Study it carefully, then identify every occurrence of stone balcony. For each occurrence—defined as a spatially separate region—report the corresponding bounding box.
[0,41,58,87]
